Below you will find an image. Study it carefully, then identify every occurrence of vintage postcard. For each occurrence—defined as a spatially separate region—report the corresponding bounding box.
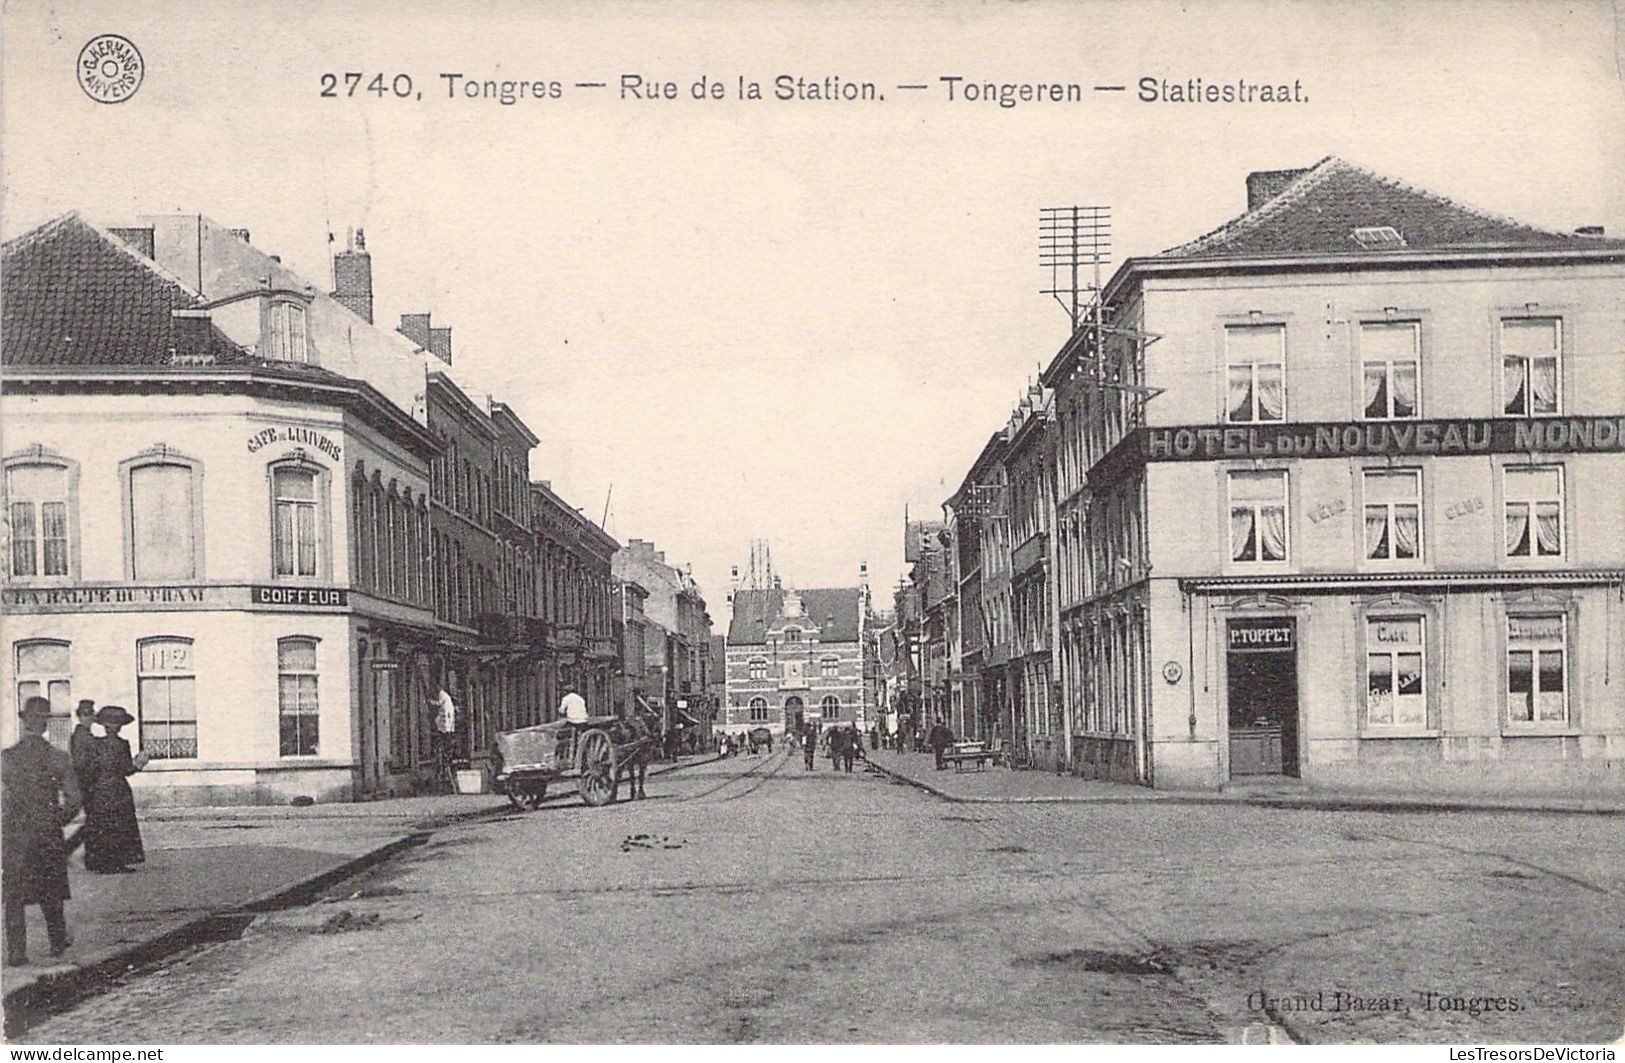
[2,0,1622,1051]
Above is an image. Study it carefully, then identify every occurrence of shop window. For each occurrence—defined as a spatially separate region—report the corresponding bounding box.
[1227,470,1289,564]
[124,455,202,579]
[4,456,74,579]
[1365,618,1425,728]
[821,695,841,720]
[271,463,322,578]
[137,637,197,759]
[1225,323,1285,423]
[264,300,310,364]
[749,696,768,722]
[278,637,321,755]
[1361,321,1420,419]
[14,639,72,744]
[821,656,839,677]
[1363,469,1422,562]
[1501,317,1560,416]
[1504,466,1563,560]
[1506,616,1567,726]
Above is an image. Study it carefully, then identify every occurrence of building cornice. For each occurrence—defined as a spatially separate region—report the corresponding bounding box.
[1,364,441,461]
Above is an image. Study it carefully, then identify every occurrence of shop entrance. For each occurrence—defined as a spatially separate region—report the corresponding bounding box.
[1226,617,1299,778]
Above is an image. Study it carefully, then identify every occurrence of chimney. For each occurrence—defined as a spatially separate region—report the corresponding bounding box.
[1575,225,1606,237]
[331,227,374,323]
[1245,168,1310,211]
[428,326,453,363]
[109,227,155,259]
[859,561,869,588]
[399,312,433,349]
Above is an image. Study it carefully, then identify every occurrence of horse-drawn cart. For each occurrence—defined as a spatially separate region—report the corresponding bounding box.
[493,715,654,809]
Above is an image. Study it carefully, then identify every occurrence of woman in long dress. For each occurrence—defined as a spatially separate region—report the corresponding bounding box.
[82,706,148,873]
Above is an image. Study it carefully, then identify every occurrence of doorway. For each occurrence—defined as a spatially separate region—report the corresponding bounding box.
[1225,618,1299,778]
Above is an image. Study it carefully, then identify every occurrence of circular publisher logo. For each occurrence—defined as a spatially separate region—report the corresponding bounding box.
[77,34,143,104]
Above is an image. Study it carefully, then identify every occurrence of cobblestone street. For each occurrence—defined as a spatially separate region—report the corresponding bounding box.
[20,752,1625,1044]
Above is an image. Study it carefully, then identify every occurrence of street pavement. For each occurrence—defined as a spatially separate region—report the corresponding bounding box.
[13,750,1625,1044]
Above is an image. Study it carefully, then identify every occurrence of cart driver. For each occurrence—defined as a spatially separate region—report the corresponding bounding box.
[560,690,589,723]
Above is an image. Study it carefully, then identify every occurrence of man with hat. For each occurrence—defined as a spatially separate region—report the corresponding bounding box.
[3,696,82,965]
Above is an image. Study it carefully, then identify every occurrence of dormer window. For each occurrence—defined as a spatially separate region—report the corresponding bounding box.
[783,627,802,643]
[265,300,310,363]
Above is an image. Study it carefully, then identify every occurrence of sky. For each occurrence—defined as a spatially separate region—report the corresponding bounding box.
[5,0,1624,625]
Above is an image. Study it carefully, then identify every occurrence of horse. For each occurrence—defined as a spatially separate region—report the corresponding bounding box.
[607,713,658,800]
[748,726,773,755]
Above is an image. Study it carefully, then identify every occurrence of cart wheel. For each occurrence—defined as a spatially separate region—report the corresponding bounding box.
[506,788,528,810]
[576,730,618,806]
[523,782,548,809]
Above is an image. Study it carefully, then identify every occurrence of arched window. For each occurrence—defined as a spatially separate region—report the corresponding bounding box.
[4,450,77,580]
[270,461,325,578]
[13,639,72,743]
[821,695,841,720]
[749,696,768,722]
[121,450,203,579]
[748,658,768,681]
[137,637,197,759]
[277,637,320,756]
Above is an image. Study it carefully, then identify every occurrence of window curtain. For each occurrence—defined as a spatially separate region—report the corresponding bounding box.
[1260,506,1287,560]
[1364,507,1388,558]
[1393,504,1420,559]
[1393,365,1417,417]
[1229,508,1253,561]
[1503,357,1526,415]
[1505,502,1529,556]
[1532,358,1558,413]
[1535,503,1561,556]
[1363,365,1386,418]
[1227,368,1252,421]
[1257,367,1284,420]
[9,502,36,576]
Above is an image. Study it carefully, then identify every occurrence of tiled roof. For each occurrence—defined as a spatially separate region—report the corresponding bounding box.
[1160,157,1625,260]
[728,587,864,644]
[2,213,251,365]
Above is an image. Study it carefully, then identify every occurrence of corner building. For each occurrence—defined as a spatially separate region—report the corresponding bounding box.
[1046,158,1625,791]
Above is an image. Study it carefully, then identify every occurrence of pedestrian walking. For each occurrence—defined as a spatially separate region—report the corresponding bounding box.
[3,697,82,965]
[802,726,816,770]
[64,700,98,854]
[828,725,847,771]
[82,705,147,874]
[928,718,954,770]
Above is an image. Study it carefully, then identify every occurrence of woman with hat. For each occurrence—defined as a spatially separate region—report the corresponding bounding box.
[81,705,148,874]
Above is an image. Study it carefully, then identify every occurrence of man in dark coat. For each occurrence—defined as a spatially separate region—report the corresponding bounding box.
[82,705,147,874]
[928,719,954,770]
[828,725,849,771]
[4,697,82,965]
[842,725,861,772]
[802,725,817,770]
[64,700,98,854]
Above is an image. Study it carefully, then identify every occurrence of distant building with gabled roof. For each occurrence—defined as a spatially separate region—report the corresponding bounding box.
[723,571,874,736]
